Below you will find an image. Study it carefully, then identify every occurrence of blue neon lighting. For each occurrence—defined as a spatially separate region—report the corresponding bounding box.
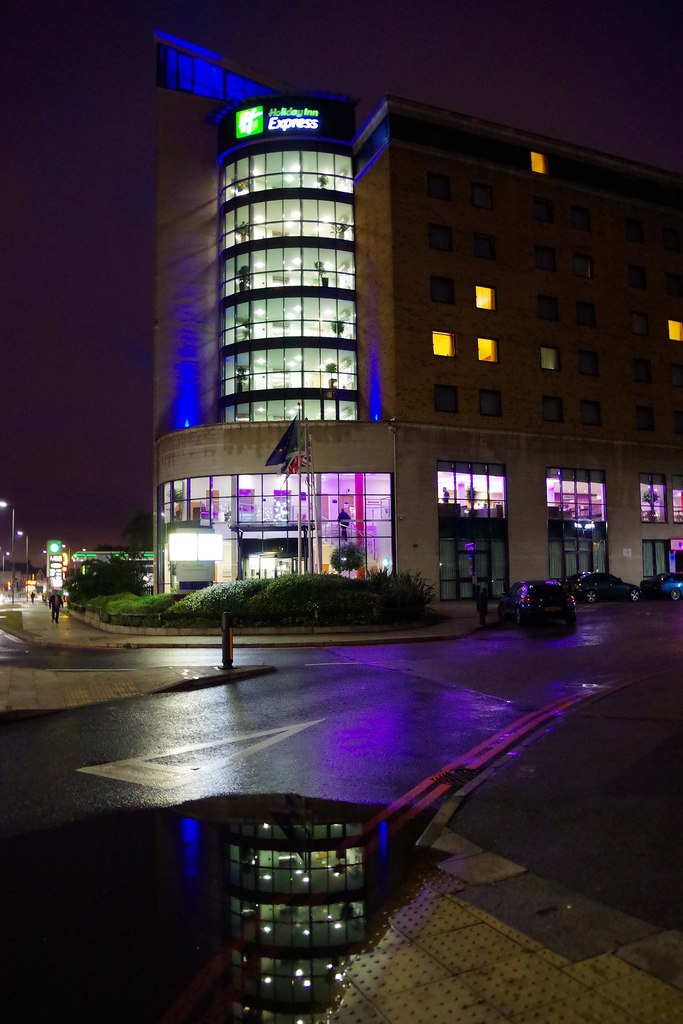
[368,337,382,422]
[155,30,222,61]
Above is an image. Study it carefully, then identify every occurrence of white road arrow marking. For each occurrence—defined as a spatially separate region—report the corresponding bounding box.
[77,718,325,789]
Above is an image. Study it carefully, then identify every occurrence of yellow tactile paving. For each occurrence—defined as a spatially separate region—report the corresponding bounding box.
[320,874,683,1024]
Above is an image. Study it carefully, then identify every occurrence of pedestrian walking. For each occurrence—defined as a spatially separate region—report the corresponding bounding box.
[48,591,64,623]
[30,591,36,604]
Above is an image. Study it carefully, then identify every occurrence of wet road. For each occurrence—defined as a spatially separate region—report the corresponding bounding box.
[1,601,680,843]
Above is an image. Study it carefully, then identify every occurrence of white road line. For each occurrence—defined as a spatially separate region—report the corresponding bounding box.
[77,718,325,789]
[0,630,26,645]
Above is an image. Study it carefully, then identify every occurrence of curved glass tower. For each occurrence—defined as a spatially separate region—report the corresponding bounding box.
[218,96,358,424]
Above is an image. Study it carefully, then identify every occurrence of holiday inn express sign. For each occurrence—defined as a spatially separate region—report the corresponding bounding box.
[220,96,355,151]
[236,104,321,137]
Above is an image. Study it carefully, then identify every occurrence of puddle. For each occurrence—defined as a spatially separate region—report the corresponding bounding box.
[0,794,439,1022]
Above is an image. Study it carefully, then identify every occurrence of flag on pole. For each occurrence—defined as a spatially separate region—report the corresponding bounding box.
[265,418,298,471]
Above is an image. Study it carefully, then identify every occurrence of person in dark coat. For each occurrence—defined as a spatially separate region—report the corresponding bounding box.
[48,591,64,623]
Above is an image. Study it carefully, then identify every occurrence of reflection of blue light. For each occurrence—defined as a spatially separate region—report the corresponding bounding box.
[383,556,391,568]
[179,816,201,879]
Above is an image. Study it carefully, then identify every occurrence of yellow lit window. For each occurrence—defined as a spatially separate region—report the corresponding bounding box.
[432,330,455,357]
[475,285,497,310]
[669,320,683,342]
[531,151,548,174]
[478,338,499,362]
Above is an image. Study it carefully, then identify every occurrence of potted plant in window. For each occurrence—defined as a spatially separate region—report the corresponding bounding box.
[334,222,350,239]
[236,317,251,341]
[237,265,250,291]
[236,221,250,243]
[317,174,329,188]
[314,260,329,287]
[325,361,338,388]
[331,319,346,337]
[235,365,249,392]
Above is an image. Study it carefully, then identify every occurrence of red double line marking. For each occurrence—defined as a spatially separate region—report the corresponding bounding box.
[339,694,583,854]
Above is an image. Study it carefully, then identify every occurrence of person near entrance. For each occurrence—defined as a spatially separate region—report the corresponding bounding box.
[337,502,351,541]
[48,591,64,623]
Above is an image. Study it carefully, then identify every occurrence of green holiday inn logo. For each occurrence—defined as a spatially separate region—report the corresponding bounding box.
[236,106,264,138]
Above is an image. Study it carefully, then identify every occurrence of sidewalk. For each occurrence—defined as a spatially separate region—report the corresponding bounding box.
[0,598,482,718]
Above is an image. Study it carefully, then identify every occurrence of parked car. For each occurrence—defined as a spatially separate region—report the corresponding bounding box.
[498,579,576,625]
[566,571,640,603]
[639,572,683,601]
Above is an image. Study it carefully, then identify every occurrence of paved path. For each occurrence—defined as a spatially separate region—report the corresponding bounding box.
[0,598,480,717]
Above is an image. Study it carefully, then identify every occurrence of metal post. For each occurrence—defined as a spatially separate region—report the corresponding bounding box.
[221,611,233,669]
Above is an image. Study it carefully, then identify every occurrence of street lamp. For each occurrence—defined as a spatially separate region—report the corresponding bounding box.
[16,531,29,600]
[0,501,15,604]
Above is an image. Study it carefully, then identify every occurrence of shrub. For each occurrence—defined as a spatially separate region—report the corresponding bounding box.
[161,578,268,626]
[365,569,435,622]
[241,573,381,626]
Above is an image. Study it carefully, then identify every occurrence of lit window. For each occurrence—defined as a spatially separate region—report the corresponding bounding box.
[530,151,548,174]
[541,346,560,370]
[476,285,497,310]
[432,331,455,357]
[669,320,683,342]
[478,338,498,362]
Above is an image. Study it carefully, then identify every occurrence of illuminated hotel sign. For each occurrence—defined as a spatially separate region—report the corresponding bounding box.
[235,104,321,138]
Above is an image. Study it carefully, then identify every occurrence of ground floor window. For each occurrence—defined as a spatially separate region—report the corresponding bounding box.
[439,524,508,600]
[157,471,393,591]
[642,539,670,577]
[548,519,607,579]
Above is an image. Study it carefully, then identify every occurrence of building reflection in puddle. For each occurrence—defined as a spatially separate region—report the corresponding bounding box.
[162,792,421,1023]
[1,794,429,1023]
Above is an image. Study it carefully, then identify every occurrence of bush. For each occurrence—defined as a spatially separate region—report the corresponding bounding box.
[241,573,381,626]
[71,571,435,629]
[80,591,175,623]
[161,578,268,627]
[365,569,436,622]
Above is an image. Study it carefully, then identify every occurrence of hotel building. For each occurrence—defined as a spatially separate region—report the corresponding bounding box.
[154,33,683,598]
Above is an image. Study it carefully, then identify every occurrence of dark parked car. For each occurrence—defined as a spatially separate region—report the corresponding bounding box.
[566,571,640,603]
[639,572,683,601]
[498,579,576,625]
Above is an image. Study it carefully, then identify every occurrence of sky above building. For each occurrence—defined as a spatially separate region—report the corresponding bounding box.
[3,0,682,562]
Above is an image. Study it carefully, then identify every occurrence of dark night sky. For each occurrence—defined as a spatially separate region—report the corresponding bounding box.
[3,0,682,563]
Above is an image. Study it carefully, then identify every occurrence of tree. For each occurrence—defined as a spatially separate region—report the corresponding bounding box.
[66,557,147,602]
[330,543,365,576]
[122,510,153,554]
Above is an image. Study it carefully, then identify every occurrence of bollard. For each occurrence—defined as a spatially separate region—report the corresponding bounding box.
[221,611,233,669]
[478,588,488,625]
